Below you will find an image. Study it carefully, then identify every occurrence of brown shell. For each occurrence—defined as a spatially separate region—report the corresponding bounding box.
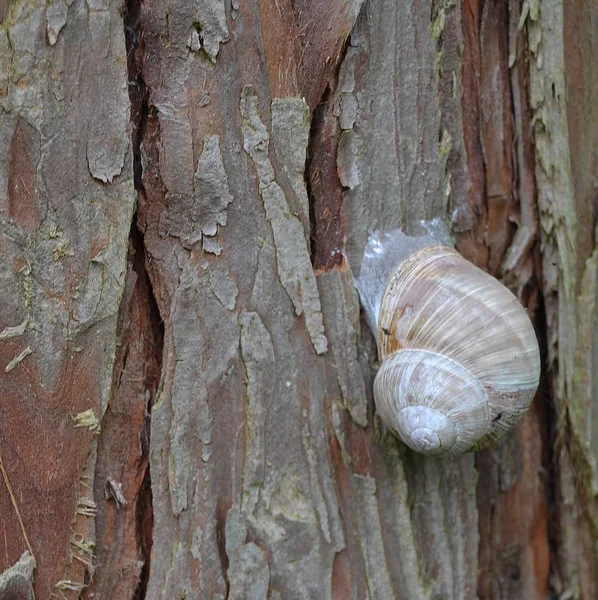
[375,245,541,451]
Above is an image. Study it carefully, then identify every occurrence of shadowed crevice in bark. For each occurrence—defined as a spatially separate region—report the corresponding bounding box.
[129,224,161,600]
[123,1,160,598]
[306,38,351,272]
[306,84,333,266]
[124,0,148,192]
[534,293,558,556]
[457,2,553,596]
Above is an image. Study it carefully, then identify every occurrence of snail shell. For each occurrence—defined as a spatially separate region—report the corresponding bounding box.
[369,241,540,457]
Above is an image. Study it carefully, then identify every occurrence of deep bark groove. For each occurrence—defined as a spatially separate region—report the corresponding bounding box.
[306,85,346,271]
[124,0,148,192]
[469,1,554,595]
[536,294,559,579]
[124,2,160,598]
[305,32,354,272]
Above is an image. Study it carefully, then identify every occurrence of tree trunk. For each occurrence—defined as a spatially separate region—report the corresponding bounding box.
[0,0,596,598]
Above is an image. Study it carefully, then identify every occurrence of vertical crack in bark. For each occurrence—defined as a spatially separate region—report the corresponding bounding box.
[535,293,558,566]
[472,3,555,595]
[505,4,556,592]
[306,92,343,271]
[306,37,352,272]
[124,0,147,192]
[305,85,331,264]
[123,1,161,598]
[130,223,161,600]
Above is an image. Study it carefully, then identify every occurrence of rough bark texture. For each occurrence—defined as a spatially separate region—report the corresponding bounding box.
[0,0,134,597]
[528,0,598,597]
[0,0,595,598]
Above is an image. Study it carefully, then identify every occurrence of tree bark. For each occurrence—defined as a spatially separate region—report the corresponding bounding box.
[0,0,595,598]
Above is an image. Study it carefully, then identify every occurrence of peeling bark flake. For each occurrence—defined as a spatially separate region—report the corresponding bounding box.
[195,135,234,250]
[240,86,328,355]
[193,0,230,61]
[225,505,270,600]
[0,551,35,600]
[209,266,239,310]
[72,408,101,433]
[301,432,332,544]
[165,134,234,251]
[46,0,71,46]
[0,319,28,339]
[271,97,311,225]
[105,477,128,509]
[85,5,130,183]
[4,346,33,373]
[239,311,274,514]
[337,130,360,190]
[228,543,270,600]
[225,505,248,557]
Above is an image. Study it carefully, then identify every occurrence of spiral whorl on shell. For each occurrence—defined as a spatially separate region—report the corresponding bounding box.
[374,244,541,457]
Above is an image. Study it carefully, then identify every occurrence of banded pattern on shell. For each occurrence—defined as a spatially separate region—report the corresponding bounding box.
[374,245,541,456]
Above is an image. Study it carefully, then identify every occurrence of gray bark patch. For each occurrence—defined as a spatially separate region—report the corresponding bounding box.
[353,474,395,599]
[0,551,35,600]
[240,86,328,355]
[225,505,270,599]
[228,543,270,600]
[195,135,234,252]
[85,4,130,183]
[239,311,274,514]
[46,0,73,45]
[193,0,230,61]
[163,134,234,251]
[319,272,368,426]
[271,97,311,228]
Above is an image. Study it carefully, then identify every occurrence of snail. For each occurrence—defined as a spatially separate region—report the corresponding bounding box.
[356,221,541,457]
